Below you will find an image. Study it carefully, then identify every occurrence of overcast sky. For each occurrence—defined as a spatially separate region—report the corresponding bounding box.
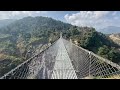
[0,11,119,30]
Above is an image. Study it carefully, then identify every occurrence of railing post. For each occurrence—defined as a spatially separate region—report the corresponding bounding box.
[89,52,91,77]
[70,39,72,43]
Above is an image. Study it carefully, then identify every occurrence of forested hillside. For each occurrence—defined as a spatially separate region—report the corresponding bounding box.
[62,26,120,64]
[0,19,16,28]
[0,16,72,76]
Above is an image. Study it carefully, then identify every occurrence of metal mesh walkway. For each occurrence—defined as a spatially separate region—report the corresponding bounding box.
[1,37,120,79]
[51,38,77,79]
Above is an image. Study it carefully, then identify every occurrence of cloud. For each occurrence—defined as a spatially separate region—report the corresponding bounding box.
[112,11,117,16]
[0,11,47,20]
[93,11,110,19]
[65,11,110,21]
[64,11,116,29]
[0,11,119,30]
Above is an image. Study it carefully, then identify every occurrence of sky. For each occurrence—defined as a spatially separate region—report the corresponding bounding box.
[0,11,120,30]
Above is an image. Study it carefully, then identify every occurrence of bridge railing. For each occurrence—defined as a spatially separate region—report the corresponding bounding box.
[1,37,120,79]
[62,38,120,79]
[0,38,60,79]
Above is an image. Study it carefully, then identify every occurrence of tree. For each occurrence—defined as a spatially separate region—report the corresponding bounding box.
[97,45,110,59]
[108,49,120,63]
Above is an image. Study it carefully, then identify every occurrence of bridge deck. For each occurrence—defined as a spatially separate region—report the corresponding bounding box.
[1,36,120,79]
[51,38,78,79]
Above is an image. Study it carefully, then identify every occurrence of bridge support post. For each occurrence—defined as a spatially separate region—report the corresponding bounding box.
[89,52,91,77]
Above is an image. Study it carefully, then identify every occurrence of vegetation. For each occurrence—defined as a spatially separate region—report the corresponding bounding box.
[0,16,71,77]
[63,26,120,64]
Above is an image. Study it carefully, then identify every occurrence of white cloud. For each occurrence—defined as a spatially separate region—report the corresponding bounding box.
[0,11,48,20]
[0,11,119,30]
[114,17,119,20]
[11,11,20,16]
[112,11,117,16]
[64,11,113,29]
[93,11,110,19]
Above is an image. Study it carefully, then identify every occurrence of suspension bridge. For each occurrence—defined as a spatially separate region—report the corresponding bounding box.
[0,34,120,79]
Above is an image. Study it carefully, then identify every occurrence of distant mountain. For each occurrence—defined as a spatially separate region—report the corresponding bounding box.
[0,19,16,28]
[99,26,120,34]
[109,33,120,46]
[0,16,72,34]
[0,16,72,50]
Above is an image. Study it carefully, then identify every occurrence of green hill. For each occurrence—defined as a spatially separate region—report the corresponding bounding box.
[0,16,72,76]
[62,26,120,64]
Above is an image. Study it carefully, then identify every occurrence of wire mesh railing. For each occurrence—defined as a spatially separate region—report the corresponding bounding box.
[1,37,120,79]
[0,39,60,79]
[62,38,120,79]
